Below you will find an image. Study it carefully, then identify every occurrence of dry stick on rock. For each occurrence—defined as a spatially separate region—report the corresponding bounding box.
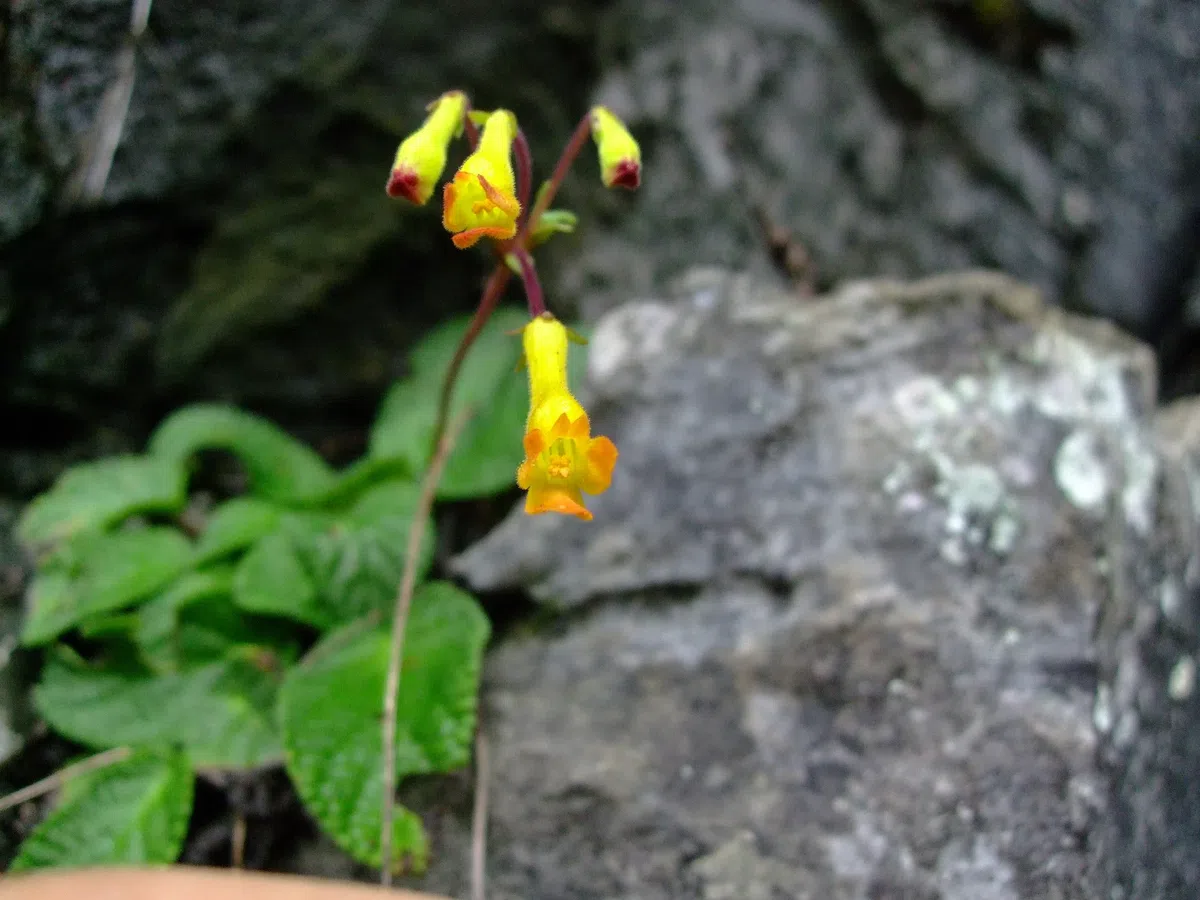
[470,731,491,900]
[0,747,132,815]
[380,409,473,886]
[65,0,155,203]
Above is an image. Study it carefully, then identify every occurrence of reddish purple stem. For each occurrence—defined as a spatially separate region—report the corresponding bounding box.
[513,129,533,224]
[463,109,480,149]
[430,264,512,456]
[514,249,546,317]
[518,112,592,243]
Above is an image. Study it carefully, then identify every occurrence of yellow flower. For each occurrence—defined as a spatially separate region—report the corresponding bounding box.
[442,109,521,249]
[589,106,641,189]
[517,314,618,521]
[386,91,467,204]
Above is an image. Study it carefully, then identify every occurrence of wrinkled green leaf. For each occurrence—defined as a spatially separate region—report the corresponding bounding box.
[9,749,193,872]
[16,455,187,547]
[233,481,433,629]
[35,653,283,768]
[21,528,195,647]
[194,497,283,565]
[135,568,295,673]
[280,582,490,872]
[369,311,591,500]
[234,529,326,628]
[149,404,337,503]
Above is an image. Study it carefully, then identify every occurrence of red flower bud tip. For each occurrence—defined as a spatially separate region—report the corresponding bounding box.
[609,158,641,190]
[386,167,423,203]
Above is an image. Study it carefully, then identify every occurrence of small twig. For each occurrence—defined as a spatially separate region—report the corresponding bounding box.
[470,730,491,900]
[231,814,247,869]
[753,204,816,296]
[0,747,132,814]
[380,410,474,886]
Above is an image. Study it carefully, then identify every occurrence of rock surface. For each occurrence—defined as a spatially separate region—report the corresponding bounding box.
[564,0,1200,359]
[438,269,1198,899]
[1089,396,1200,899]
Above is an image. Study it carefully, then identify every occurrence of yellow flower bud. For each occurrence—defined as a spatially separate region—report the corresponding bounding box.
[386,91,468,204]
[589,106,641,190]
[517,315,617,521]
[442,109,522,249]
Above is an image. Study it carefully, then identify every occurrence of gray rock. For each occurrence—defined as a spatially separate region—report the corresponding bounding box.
[1087,396,1200,899]
[440,269,1194,898]
[563,0,1200,343]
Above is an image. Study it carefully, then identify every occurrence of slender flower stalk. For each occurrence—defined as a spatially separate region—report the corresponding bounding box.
[429,264,513,460]
[513,129,534,223]
[513,249,545,317]
[518,113,593,244]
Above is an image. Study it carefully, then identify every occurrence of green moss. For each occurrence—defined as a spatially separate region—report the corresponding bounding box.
[156,161,407,374]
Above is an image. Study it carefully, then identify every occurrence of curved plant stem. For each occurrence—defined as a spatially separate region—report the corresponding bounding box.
[470,730,490,900]
[380,409,473,886]
[513,129,534,226]
[429,264,512,459]
[517,113,592,243]
[513,249,546,318]
[0,746,132,814]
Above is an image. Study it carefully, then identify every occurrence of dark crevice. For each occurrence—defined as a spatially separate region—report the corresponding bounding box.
[1147,194,1200,401]
[817,0,929,129]
[932,0,1075,75]
[0,404,85,452]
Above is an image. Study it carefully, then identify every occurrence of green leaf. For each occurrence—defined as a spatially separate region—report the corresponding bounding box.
[35,653,283,768]
[369,308,526,500]
[135,568,295,673]
[232,482,433,629]
[149,404,337,504]
[21,527,195,647]
[194,497,284,565]
[9,749,193,872]
[369,312,592,500]
[233,527,326,628]
[77,612,141,639]
[16,455,187,547]
[314,456,413,508]
[280,582,490,872]
[437,364,528,499]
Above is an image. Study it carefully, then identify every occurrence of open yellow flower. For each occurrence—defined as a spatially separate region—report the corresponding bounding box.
[589,106,641,189]
[442,109,521,249]
[517,314,617,521]
[386,91,467,204]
